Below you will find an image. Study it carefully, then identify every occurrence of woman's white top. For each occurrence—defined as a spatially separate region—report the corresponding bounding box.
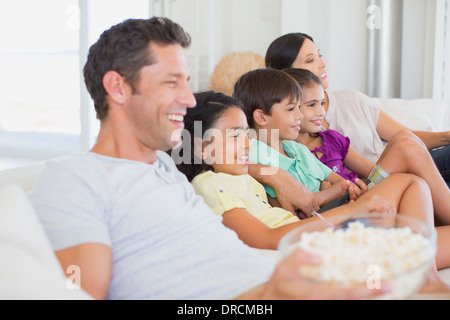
[325,89,386,163]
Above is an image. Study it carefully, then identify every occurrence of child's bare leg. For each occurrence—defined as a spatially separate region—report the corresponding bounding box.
[359,173,433,222]
[377,130,450,223]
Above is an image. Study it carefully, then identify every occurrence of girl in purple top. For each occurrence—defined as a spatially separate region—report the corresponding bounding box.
[283,68,450,220]
[312,130,359,183]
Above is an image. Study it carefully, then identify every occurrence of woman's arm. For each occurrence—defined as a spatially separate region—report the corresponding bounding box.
[410,130,450,150]
[248,164,320,216]
[377,110,450,149]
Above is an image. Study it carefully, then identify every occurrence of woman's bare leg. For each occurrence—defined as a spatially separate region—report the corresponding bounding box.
[377,130,450,223]
[436,226,450,270]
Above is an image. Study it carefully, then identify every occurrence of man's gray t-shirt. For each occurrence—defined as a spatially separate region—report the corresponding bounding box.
[29,152,276,299]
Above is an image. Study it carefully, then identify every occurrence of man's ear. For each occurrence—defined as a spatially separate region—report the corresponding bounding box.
[253,109,268,127]
[102,71,128,105]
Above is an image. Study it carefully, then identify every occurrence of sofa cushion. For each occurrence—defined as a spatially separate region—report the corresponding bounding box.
[0,185,91,299]
[0,162,45,193]
[375,98,448,132]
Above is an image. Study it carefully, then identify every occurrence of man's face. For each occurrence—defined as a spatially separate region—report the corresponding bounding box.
[126,42,196,152]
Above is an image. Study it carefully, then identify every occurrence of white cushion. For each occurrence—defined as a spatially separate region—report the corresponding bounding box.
[375,98,448,132]
[0,185,92,299]
[0,162,45,193]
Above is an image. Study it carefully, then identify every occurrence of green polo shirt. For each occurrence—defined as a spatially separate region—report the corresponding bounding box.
[249,139,332,197]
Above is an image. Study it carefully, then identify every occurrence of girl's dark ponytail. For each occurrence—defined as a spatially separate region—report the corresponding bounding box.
[171,90,244,182]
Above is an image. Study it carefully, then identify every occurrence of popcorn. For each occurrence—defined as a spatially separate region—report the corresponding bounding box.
[295,221,433,293]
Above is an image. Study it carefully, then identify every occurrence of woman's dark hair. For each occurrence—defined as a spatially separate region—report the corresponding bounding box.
[83,17,191,121]
[265,33,314,70]
[282,68,323,89]
[232,68,301,129]
[174,90,244,182]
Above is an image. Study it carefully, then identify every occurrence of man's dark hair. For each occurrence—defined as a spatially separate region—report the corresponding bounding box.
[83,17,191,120]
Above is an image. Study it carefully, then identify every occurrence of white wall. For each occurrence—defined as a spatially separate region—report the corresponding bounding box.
[280,0,368,93]
[214,0,281,62]
[401,0,428,99]
[214,0,437,99]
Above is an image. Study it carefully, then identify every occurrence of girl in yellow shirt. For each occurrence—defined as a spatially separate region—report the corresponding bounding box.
[174,91,304,249]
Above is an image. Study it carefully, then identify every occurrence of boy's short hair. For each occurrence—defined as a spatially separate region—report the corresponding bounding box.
[232,68,301,128]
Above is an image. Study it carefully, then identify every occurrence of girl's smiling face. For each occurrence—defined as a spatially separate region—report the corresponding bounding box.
[299,83,326,134]
[203,106,250,176]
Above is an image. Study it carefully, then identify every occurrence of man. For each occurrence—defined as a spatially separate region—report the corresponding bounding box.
[29,17,389,300]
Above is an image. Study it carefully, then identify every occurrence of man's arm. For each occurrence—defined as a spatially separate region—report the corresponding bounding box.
[248,164,320,217]
[55,243,112,300]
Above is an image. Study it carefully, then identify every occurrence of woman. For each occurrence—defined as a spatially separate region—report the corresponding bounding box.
[265,32,450,187]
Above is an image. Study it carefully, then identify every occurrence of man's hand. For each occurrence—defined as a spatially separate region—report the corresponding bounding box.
[248,164,320,217]
[259,249,390,300]
[271,170,320,218]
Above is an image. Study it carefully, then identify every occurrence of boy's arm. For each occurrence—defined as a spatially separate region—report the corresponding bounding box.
[248,163,320,217]
[55,243,112,300]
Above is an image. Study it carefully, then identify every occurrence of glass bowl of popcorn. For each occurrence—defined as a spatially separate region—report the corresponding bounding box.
[278,213,437,300]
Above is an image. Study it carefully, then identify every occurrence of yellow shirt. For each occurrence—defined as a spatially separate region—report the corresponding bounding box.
[191,171,299,228]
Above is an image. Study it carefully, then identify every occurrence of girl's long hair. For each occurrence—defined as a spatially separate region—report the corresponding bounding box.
[173,90,244,182]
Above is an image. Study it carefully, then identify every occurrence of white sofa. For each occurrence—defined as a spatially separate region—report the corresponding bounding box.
[0,184,92,299]
[375,97,450,132]
[0,98,449,300]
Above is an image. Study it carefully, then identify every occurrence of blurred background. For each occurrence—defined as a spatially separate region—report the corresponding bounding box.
[0,0,448,169]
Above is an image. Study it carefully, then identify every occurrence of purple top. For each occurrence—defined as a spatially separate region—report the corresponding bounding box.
[309,130,359,182]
